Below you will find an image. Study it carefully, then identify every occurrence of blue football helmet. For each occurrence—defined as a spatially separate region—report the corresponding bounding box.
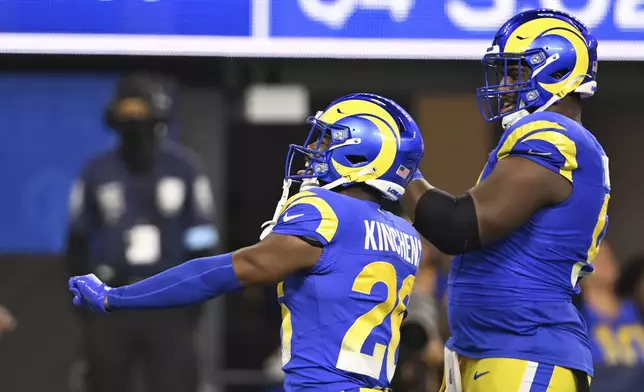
[259,93,424,240]
[476,9,598,129]
[285,93,424,201]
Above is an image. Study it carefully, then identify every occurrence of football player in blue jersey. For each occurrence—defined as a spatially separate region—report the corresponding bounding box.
[69,93,425,391]
[402,9,609,392]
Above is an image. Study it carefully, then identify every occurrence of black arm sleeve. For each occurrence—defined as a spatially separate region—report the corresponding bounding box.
[413,188,481,255]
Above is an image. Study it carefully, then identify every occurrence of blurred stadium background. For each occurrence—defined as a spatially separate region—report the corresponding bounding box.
[1,1,644,392]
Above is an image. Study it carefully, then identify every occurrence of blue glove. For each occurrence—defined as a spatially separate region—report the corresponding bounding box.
[410,169,425,182]
[68,274,111,313]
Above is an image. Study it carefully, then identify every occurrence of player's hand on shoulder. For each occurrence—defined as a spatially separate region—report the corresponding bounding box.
[401,169,431,221]
[410,169,424,182]
[68,273,111,313]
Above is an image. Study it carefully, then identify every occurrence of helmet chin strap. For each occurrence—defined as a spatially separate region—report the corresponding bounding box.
[501,73,589,130]
[299,178,320,192]
[321,166,377,192]
[501,108,529,130]
[258,167,377,240]
[260,178,293,240]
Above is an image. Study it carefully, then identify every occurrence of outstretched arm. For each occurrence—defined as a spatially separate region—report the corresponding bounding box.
[69,233,322,312]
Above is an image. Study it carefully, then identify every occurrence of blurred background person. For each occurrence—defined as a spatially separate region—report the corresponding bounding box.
[65,72,219,392]
[580,242,644,392]
[616,253,644,317]
[0,305,17,337]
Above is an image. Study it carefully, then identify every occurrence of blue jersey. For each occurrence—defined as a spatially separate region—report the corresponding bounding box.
[446,112,611,376]
[583,301,644,392]
[271,188,421,391]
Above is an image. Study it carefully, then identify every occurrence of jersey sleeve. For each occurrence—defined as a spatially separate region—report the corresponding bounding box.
[497,120,578,182]
[271,190,339,247]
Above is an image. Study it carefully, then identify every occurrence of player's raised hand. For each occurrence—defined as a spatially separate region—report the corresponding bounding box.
[68,273,111,313]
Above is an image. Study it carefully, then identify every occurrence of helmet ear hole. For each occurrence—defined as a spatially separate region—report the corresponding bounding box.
[346,155,368,165]
[550,69,571,80]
